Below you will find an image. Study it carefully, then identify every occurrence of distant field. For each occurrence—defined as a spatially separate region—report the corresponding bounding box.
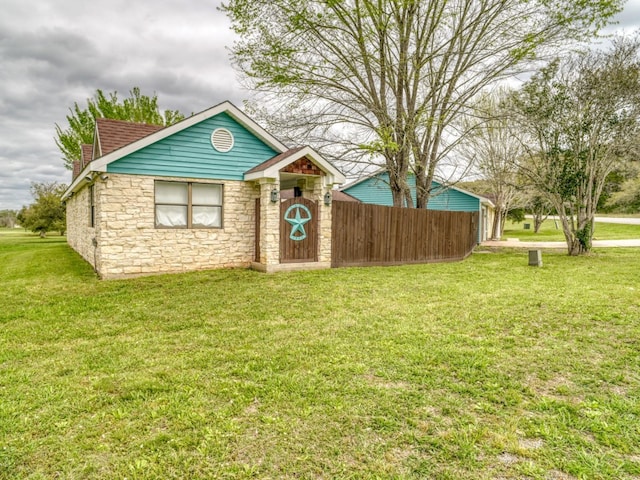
[1,232,640,479]
[503,219,640,241]
[0,227,28,235]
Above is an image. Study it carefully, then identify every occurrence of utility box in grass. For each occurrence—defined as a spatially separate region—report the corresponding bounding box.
[529,250,542,267]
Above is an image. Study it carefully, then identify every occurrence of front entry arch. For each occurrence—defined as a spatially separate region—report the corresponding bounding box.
[280,197,318,263]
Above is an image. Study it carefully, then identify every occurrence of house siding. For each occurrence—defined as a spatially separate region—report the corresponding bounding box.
[68,174,260,279]
[343,172,480,212]
[107,112,279,180]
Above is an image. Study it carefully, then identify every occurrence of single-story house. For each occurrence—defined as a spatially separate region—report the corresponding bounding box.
[62,101,346,279]
[341,170,495,243]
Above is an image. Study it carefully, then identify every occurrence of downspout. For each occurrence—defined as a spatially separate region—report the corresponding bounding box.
[92,236,98,274]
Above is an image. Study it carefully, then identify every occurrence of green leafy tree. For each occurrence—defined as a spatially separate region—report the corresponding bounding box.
[512,38,640,255]
[520,188,554,233]
[222,0,622,208]
[55,87,184,170]
[607,165,640,213]
[18,182,67,237]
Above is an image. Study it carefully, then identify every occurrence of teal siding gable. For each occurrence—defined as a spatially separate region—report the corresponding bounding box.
[107,112,280,180]
[343,172,480,212]
[428,184,479,212]
[344,172,397,206]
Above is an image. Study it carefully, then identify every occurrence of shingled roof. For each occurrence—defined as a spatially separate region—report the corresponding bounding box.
[81,144,93,167]
[244,146,307,175]
[95,118,164,158]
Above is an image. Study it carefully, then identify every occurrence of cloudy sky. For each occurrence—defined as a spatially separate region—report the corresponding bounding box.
[1,1,639,211]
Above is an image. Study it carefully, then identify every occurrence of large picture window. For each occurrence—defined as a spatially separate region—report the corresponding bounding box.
[155,181,223,228]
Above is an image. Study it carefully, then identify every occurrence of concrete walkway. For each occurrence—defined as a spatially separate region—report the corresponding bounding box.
[482,238,640,249]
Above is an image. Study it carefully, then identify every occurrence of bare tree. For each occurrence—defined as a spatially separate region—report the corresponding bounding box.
[512,37,640,255]
[222,0,622,207]
[460,89,525,239]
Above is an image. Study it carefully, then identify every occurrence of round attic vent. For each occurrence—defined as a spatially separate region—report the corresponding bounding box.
[211,128,234,152]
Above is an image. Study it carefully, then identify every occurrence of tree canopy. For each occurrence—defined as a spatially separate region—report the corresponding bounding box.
[222,0,622,208]
[512,37,640,255]
[18,182,67,237]
[55,87,184,170]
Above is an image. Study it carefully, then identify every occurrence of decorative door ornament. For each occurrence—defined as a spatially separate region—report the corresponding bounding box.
[283,204,312,241]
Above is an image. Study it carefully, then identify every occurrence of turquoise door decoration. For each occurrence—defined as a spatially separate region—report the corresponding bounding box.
[284,204,312,241]
[280,197,318,263]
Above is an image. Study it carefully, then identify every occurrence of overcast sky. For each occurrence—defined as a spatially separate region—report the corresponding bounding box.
[1,1,639,211]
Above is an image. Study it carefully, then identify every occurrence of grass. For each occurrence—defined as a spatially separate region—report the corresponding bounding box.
[503,219,640,242]
[1,232,640,479]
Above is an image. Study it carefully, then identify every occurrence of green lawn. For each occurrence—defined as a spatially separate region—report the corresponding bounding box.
[503,219,640,242]
[1,233,640,479]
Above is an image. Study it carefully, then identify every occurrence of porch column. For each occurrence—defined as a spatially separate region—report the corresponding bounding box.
[304,177,332,265]
[256,178,280,269]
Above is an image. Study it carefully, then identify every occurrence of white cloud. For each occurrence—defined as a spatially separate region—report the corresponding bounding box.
[0,0,638,210]
[0,0,245,210]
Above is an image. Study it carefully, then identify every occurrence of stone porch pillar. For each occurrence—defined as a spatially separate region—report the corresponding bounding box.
[254,179,280,271]
[303,176,332,265]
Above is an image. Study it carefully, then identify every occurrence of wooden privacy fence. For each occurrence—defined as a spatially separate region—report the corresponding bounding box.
[331,201,478,268]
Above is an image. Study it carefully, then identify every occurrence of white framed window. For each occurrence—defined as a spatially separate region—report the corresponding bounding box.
[155,181,223,229]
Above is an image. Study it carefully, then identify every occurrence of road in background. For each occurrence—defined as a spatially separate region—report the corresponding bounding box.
[594,216,640,225]
[528,215,640,225]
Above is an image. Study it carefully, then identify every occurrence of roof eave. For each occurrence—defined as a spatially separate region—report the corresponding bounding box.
[340,167,387,191]
[62,162,103,201]
[244,146,346,185]
[90,101,290,171]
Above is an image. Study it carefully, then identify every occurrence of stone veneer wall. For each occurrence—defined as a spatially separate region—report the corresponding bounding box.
[93,174,259,279]
[307,177,332,264]
[257,180,280,267]
[66,185,97,269]
[318,192,332,264]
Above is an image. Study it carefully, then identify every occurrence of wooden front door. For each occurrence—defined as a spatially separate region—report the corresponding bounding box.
[280,197,318,263]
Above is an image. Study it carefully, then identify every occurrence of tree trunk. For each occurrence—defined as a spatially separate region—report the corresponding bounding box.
[491,207,503,240]
[388,167,405,208]
[533,214,545,233]
[558,209,593,256]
